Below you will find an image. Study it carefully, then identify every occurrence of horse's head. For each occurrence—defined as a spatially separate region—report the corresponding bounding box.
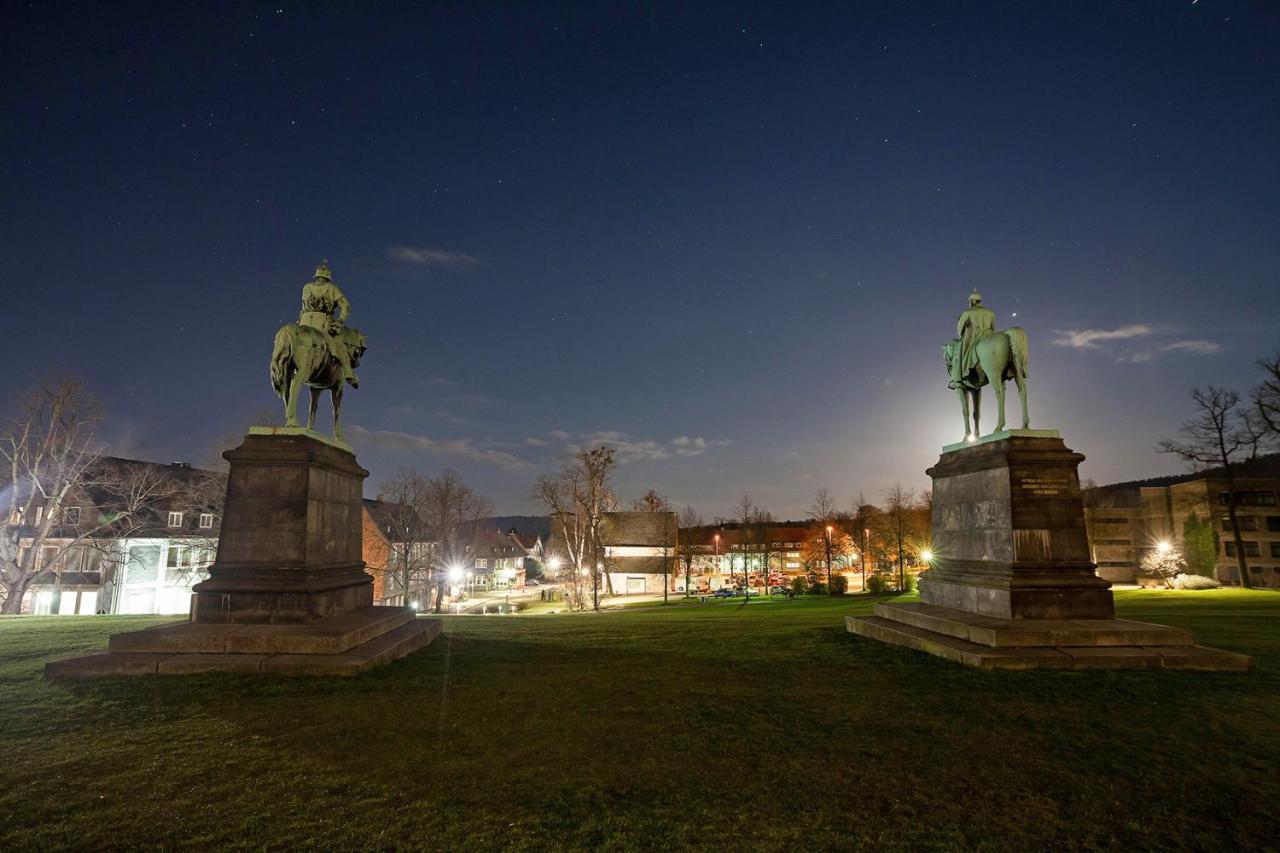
[942,338,959,372]
[342,327,368,367]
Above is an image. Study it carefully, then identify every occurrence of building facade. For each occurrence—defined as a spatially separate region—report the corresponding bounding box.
[1085,459,1280,588]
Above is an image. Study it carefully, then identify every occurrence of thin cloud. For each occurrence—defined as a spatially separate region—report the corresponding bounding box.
[550,431,729,464]
[1051,325,1152,349]
[346,425,530,470]
[387,245,485,271]
[1160,339,1222,355]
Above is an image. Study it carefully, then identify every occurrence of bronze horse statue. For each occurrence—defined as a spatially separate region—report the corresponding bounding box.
[942,328,1030,439]
[269,324,366,441]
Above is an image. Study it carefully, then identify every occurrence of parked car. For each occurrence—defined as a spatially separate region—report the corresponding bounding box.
[769,585,789,595]
[526,579,540,587]
[712,588,740,598]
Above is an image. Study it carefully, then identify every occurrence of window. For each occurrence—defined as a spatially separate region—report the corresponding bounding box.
[1269,517,1280,533]
[1271,542,1280,559]
[61,506,81,525]
[475,559,488,569]
[199,513,214,529]
[1224,541,1261,558]
[1222,515,1257,532]
[167,511,183,528]
[1258,491,1276,506]
[1093,517,1131,525]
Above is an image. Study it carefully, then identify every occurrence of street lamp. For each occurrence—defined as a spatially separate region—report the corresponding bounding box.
[1156,540,1172,556]
[825,525,834,594]
[921,549,934,564]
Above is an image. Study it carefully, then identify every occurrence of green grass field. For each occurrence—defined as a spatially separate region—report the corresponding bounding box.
[2,589,1278,851]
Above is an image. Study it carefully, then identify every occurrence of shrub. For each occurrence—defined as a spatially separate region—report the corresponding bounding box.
[902,573,916,593]
[866,574,887,594]
[1174,573,1222,590]
[809,582,828,596]
[790,577,809,595]
[830,575,848,596]
[1140,548,1186,589]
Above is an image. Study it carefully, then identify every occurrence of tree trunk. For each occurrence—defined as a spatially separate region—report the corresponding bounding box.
[1,576,32,614]
[1223,494,1252,589]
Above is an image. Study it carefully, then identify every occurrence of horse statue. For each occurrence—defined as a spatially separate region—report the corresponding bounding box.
[269,324,366,442]
[942,328,1030,439]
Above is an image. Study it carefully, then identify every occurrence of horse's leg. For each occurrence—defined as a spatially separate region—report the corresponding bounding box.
[285,367,303,427]
[308,386,321,431]
[1015,371,1029,429]
[332,384,345,441]
[972,388,981,437]
[993,376,1007,432]
[956,387,970,438]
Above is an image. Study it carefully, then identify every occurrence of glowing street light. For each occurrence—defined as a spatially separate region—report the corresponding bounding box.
[921,549,934,563]
[1156,541,1172,556]
[547,556,562,572]
[447,565,464,583]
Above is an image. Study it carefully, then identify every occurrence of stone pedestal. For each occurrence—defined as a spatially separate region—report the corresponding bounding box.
[919,430,1113,620]
[47,432,439,678]
[191,431,374,624]
[847,430,1251,671]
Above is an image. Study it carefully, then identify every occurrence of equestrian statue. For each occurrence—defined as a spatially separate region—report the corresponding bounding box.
[269,260,366,442]
[942,289,1029,440]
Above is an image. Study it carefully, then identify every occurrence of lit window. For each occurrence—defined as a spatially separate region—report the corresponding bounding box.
[167,511,184,528]
[476,559,488,568]
[199,513,214,529]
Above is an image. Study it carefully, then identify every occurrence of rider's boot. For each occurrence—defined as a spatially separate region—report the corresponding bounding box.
[345,366,360,389]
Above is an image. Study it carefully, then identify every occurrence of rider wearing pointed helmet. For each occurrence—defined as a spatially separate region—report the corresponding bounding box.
[949,288,996,389]
[299,260,359,388]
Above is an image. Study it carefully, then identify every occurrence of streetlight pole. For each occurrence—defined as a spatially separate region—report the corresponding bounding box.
[714,532,721,590]
[825,524,833,593]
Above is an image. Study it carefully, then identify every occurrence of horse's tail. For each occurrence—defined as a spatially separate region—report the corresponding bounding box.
[1008,327,1029,378]
[270,325,294,398]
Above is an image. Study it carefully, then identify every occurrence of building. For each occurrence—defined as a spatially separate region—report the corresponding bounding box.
[466,527,531,592]
[361,499,438,607]
[601,511,678,595]
[15,458,223,615]
[678,522,819,592]
[544,511,679,595]
[1085,454,1280,588]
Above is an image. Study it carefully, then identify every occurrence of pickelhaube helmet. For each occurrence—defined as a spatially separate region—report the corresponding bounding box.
[314,260,332,280]
[968,288,982,305]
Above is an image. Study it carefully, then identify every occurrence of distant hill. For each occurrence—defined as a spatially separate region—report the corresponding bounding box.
[1088,452,1280,506]
[485,515,551,539]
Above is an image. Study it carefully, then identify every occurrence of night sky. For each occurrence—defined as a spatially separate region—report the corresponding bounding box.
[4,1,1278,517]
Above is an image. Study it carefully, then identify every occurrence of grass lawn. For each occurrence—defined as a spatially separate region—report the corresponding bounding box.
[2,589,1278,851]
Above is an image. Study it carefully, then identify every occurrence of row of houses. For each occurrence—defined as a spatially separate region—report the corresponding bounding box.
[14,452,1277,616]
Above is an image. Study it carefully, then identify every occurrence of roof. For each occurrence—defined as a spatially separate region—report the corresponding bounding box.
[363,499,431,542]
[600,511,677,547]
[509,530,541,551]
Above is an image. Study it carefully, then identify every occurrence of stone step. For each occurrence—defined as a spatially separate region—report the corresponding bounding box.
[108,605,415,655]
[46,618,441,679]
[874,601,1194,648]
[846,614,1252,671]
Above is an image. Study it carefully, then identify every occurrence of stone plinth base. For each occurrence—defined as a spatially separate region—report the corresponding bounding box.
[45,432,440,679]
[46,608,440,677]
[847,602,1251,671]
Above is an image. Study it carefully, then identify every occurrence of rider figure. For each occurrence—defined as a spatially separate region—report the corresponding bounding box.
[949,288,996,389]
[299,260,358,388]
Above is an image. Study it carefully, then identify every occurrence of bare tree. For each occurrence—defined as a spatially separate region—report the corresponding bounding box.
[1158,386,1264,588]
[419,468,491,611]
[809,488,837,525]
[677,504,703,597]
[633,490,674,602]
[632,489,670,512]
[881,483,919,593]
[376,467,438,609]
[850,493,875,591]
[534,446,616,611]
[1254,352,1280,437]
[0,378,183,612]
